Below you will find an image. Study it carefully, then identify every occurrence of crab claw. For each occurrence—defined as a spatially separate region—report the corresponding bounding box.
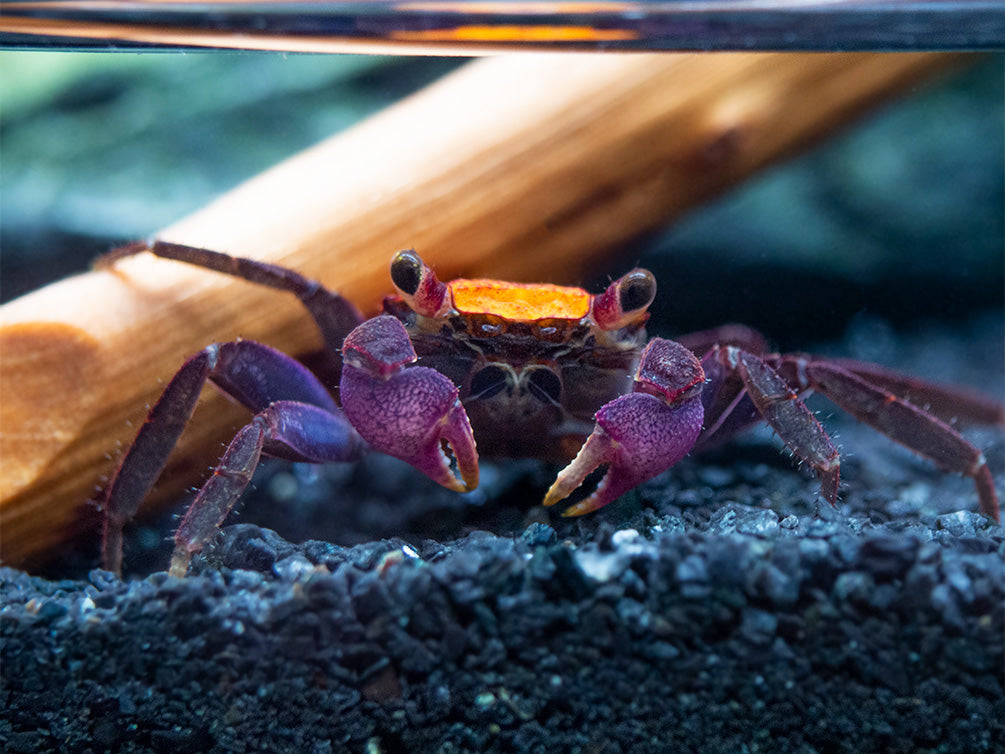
[544,338,705,516]
[340,315,479,492]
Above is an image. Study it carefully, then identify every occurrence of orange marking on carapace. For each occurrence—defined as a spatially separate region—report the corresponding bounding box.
[449,279,591,322]
[397,3,634,13]
[390,25,638,42]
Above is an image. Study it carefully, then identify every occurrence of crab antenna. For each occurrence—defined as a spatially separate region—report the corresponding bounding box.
[390,249,450,317]
[590,268,656,331]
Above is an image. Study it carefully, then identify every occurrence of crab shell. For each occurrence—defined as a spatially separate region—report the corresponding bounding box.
[339,250,706,514]
[385,255,662,463]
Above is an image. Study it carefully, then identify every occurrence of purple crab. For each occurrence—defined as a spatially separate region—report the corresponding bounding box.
[98,242,1003,576]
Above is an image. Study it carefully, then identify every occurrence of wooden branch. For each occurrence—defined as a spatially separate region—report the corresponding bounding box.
[0,52,966,567]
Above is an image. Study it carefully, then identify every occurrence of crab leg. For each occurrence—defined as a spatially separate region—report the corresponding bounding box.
[826,358,1005,428]
[800,360,1001,522]
[100,240,364,357]
[675,325,772,449]
[699,347,1001,521]
[339,315,479,493]
[102,340,362,574]
[170,400,361,576]
[707,347,843,505]
[544,338,705,516]
[674,323,769,358]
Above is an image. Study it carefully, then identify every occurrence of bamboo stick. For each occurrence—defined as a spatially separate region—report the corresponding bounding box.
[0,52,966,567]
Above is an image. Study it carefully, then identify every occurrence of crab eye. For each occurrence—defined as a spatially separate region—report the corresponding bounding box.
[390,249,449,317]
[470,365,508,400]
[618,270,656,314]
[590,268,656,331]
[527,368,562,404]
[391,250,424,295]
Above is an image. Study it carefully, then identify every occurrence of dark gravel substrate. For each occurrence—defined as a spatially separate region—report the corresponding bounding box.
[2,514,1003,753]
[2,317,1003,754]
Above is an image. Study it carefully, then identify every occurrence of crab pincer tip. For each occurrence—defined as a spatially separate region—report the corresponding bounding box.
[542,430,620,516]
[415,399,480,494]
[445,400,480,492]
[558,491,611,518]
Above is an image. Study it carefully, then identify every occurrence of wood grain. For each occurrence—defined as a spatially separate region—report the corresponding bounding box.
[0,52,966,566]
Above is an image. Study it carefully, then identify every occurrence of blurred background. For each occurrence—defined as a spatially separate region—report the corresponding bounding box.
[2,52,1002,351]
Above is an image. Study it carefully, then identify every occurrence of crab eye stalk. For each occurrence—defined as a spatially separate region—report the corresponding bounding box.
[590,268,656,331]
[390,249,450,317]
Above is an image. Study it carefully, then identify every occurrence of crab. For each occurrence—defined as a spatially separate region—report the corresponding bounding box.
[99,241,1003,576]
